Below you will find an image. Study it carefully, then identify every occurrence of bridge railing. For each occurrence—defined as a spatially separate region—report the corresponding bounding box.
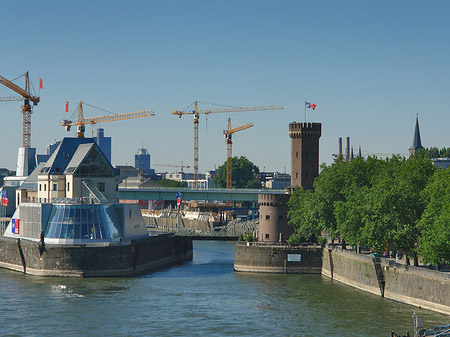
[119,185,285,194]
[174,220,258,238]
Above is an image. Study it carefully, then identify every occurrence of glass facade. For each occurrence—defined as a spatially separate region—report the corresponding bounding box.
[74,146,114,178]
[45,204,121,240]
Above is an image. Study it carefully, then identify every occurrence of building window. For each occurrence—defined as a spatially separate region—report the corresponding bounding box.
[296,173,298,178]
[265,215,270,220]
[67,182,70,192]
[44,184,47,191]
[296,152,298,158]
[129,209,132,219]
[39,184,42,191]
[265,234,270,239]
[98,182,105,192]
[53,184,57,191]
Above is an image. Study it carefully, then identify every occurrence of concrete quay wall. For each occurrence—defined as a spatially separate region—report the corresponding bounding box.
[234,243,322,274]
[323,247,450,315]
[0,235,193,277]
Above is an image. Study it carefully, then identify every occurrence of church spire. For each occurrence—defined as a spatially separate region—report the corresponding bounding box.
[409,114,423,156]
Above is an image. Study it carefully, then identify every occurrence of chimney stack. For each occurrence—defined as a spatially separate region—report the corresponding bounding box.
[346,137,350,161]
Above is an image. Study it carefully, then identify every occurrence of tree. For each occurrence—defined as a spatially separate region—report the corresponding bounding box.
[288,188,320,243]
[214,156,260,188]
[418,168,450,265]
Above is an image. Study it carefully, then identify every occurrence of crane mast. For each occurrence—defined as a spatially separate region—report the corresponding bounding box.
[173,101,282,189]
[223,117,253,189]
[0,72,40,148]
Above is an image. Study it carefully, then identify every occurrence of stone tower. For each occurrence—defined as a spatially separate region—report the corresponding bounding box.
[257,121,322,243]
[289,122,322,189]
[258,193,291,243]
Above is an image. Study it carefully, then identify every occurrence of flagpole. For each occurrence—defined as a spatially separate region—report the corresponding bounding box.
[1,202,3,235]
[304,102,306,122]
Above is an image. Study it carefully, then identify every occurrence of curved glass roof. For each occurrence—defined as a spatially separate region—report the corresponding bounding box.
[44,204,120,240]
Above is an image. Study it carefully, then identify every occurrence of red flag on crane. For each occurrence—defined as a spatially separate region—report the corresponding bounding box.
[65,100,69,113]
[39,78,43,89]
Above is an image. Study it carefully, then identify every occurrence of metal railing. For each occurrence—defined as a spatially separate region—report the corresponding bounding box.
[174,220,258,239]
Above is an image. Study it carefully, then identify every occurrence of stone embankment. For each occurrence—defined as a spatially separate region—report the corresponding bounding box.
[234,243,450,314]
[323,246,450,315]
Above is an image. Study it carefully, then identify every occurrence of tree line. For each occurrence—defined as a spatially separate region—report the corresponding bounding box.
[288,155,450,266]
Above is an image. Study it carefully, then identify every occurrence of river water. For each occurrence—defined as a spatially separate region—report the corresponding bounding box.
[0,240,448,337]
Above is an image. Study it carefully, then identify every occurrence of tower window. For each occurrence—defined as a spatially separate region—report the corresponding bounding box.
[296,173,298,178]
[296,152,298,158]
[265,234,270,239]
[266,215,270,220]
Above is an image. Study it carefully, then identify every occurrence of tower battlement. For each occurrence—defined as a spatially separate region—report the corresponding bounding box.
[289,122,322,139]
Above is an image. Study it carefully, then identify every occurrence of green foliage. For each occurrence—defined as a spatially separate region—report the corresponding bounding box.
[238,233,245,241]
[156,178,187,188]
[418,168,450,264]
[288,188,320,239]
[245,232,254,242]
[415,147,450,159]
[288,154,436,264]
[286,233,302,245]
[317,236,328,247]
[214,156,260,188]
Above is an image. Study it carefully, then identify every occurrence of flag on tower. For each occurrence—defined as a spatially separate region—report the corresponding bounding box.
[305,101,317,110]
[65,100,69,113]
[39,78,43,89]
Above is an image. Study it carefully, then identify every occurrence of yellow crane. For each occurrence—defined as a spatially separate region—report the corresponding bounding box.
[173,101,283,188]
[61,101,155,138]
[223,117,253,189]
[0,72,40,148]
[154,161,191,173]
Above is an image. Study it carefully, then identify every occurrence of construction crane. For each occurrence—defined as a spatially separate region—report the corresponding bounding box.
[154,161,191,173]
[173,101,283,188]
[223,117,253,189]
[61,101,155,138]
[0,72,40,148]
[0,96,22,102]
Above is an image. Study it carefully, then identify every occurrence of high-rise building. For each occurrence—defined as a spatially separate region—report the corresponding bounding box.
[135,148,155,176]
[93,128,112,163]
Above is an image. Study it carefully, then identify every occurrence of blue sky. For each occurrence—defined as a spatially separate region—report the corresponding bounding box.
[1,1,449,173]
